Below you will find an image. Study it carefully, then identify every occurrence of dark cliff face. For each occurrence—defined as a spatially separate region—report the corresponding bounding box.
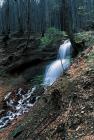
[0,33,61,85]
[0,0,94,34]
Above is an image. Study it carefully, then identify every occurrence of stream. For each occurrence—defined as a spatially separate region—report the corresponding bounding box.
[0,39,72,129]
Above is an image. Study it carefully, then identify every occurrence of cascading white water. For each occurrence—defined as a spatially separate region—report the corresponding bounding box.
[0,39,72,129]
[0,0,5,7]
[43,39,72,86]
[59,39,72,59]
[0,86,38,129]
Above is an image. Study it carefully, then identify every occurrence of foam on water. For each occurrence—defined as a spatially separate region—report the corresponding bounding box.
[43,59,70,86]
[0,86,37,129]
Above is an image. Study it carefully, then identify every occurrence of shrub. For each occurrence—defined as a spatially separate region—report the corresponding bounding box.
[74,31,94,45]
[30,75,43,85]
[40,27,68,46]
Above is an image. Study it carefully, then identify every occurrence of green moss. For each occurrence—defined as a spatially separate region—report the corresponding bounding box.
[0,69,7,77]
[11,125,24,138]
[74,31,94,45]
[40,27,68,46]
[87,51,94,63]
[30,74,44,85]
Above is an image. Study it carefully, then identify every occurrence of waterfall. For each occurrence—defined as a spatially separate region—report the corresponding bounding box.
[43,39,72,86]
[59,39,72,59]
[0,39,72,129]
[0,0,4,7]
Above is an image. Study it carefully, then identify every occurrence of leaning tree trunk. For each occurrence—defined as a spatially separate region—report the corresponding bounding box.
[61,0,78,54]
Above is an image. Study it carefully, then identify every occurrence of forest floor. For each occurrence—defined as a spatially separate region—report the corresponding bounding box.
[0,33,94,140]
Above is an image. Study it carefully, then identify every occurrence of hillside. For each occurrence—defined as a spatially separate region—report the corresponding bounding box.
[0,41,93,140]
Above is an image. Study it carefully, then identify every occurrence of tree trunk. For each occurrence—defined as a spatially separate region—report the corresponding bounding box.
[61,0,78,54]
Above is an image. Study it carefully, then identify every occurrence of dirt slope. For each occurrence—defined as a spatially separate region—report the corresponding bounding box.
[0,46,92,140]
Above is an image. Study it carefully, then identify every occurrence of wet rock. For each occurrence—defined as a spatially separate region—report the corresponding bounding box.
[31,85,44,97]
[0,35,61,78]
[2,100,8,110]
[0,109,6,116]
[29,97,36,104]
